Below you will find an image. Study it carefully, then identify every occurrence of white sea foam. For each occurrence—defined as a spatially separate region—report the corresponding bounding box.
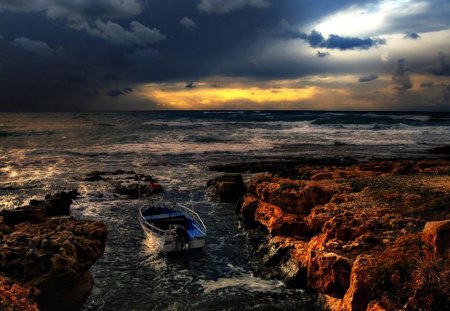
[75,138,275,155]
[198,264,285,294]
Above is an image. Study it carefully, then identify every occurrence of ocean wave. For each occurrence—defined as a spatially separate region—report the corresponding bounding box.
[77,139,274,155]
[185,135,233,143]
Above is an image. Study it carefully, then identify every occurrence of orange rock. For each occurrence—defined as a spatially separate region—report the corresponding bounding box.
[307,251,353,298]
[341,255,376,311]
[253,178,338,214]
[366,300,387,311]
[421,219,450,258]
[304,205,333,232]
[254,200,307,236]
[254,200,284,234]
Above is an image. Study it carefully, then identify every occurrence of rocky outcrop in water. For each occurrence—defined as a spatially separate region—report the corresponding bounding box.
[235,159,450,311]
[0,191,107,310]
[206,174,246,203]
[85,170,163,198]
[2,190,78,225]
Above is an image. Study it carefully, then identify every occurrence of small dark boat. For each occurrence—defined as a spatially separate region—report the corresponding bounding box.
[139,202,206,252]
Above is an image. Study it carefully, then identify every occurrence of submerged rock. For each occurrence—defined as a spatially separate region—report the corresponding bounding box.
[85,170,163,198]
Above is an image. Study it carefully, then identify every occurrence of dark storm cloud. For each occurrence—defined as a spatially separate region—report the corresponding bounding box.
[275,21,385,50]
[197,0,270,15]
[0,0,447,111]
[107,87,133,97]
[321,34,385,50]
[404,32,420,40]
[0,0,143,20]
[358,74,378,82]
[70,20,166,46]
[392,59,413,91]
[317,51,330,58]
[429,52,450,76]
[11,37,63,55]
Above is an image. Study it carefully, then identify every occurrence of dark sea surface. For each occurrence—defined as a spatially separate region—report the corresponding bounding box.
[1,111,450,310]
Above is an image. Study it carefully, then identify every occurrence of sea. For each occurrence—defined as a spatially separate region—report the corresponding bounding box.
[1,111,450,310]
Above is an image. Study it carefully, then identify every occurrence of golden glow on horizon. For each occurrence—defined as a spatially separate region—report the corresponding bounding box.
[141,84,318,109]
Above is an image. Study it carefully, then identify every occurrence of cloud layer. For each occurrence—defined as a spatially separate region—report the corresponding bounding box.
[0,0,449,111]
[71,21,165,46]
[197,0,270,15]
[0,0,143,20]
[11,37,63,55]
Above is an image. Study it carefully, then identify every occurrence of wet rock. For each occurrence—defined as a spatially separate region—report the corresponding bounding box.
[0,218,107,310]
[237,194,259,229]
[85,170,163,198]
[0,188,108,310]
[236,159,450,311]
[422,219,450,258]
[1,190,78,225]
[206,174,246,203]
[260,236,309,286]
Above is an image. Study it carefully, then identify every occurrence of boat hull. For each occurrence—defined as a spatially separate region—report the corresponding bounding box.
[139,203,207,253]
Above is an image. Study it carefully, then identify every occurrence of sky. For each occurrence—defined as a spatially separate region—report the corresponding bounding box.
[0,0,449,111]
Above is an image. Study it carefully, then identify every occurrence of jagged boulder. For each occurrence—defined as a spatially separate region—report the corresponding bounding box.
[1,190,78,225]
[85,170,163,198]
[206,174,246,203]
[307,251,353,299]
[251,178,338,215]
[237,194,259,228]
[340,255,376,311]
[0,218,107,310]
[422,220,450,258]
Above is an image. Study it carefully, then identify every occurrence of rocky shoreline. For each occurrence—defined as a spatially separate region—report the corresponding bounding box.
[212,158,450,311]
[0,170,164,310]
[0,190,108,310]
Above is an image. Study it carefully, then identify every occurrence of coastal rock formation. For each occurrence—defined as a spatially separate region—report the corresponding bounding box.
[2,190,78,225]
[206,174,246,203]
[235,159,450,311]
[422,220,450,258]
[85,170,163,198]
[0,191,108,310]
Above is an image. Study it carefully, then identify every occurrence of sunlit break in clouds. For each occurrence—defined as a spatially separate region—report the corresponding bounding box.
[0,0,449,111]
[141,82,318,109]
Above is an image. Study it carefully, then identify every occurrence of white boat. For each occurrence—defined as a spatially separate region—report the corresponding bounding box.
[139,202,207,252]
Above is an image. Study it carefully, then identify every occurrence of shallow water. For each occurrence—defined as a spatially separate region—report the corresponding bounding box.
[1,111,449,310]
